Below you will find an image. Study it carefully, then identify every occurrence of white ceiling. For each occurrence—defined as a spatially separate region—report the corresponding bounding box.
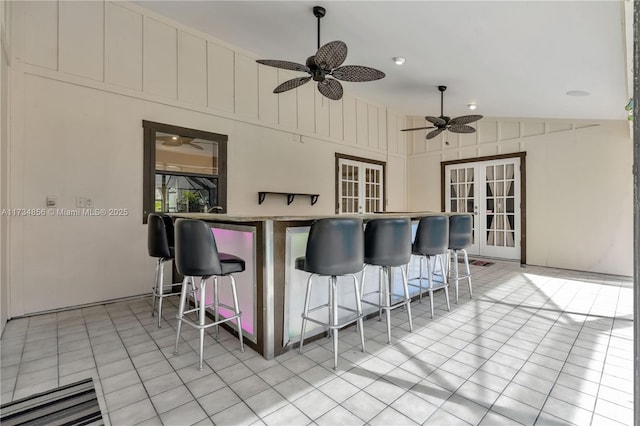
[136,1,631,121]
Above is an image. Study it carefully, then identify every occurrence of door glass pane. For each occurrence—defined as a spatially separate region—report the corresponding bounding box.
[496,165,504,180]
[451,185,457,198]
[506,231,515,247]
[451,170,457,183]
[467,168,474,181]
[496,182,504,196]
[451,201,457,212]
[506,164,514,179]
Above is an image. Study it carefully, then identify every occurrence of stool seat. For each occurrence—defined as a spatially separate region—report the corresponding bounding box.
[297,218,365,369]
[448,214,473,303]
[147,213,182,327]
[409,215,451,318]
[361,218,413,344]
[174,219,245,370]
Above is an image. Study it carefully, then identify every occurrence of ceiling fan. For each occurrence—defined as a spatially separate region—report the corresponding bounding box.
[156,136,203,150]
[255,6,385,101]
[401,86,483,139]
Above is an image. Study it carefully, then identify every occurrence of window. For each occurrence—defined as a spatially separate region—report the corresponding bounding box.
[142,121,227,223]
[335,153,385,214]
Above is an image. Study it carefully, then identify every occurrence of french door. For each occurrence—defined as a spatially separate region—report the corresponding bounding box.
[444,156,522,260]
[337,156,385,214]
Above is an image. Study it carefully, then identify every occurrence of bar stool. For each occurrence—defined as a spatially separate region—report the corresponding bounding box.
[361,218,413,344]
[409,215,451,319]
[449,214,473,303]
[148,213,183,327]
[173,219,244,370]
[297,218,365,369]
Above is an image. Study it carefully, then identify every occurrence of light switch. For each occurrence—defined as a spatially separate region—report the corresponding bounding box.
[46,196,57,208]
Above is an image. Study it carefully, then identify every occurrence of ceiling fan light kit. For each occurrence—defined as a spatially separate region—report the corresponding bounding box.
[401,85,483,139]
[256,6,385,101]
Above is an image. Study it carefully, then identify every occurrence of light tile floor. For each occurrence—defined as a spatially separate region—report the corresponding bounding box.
[0,259,634,425]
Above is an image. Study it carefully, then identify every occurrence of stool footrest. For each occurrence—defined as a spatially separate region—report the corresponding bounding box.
[361,293,408,309]
[303,312,363,330]
[177,312,241,330]
[407,279,448,292]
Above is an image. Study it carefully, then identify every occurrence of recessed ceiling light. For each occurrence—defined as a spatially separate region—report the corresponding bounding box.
[566,90,590,97]
[172,136,178,140]
[467,103,478,110]
[392,57,406,65]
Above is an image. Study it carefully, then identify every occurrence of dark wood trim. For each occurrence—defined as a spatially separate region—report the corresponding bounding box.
[142,121,228,223]
[440,152,527,264]
[334,153,387,214]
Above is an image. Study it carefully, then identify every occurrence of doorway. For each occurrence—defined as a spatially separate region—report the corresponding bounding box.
[441,153,526,263]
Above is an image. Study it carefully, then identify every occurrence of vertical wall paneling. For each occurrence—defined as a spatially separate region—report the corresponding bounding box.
[367,104,378,149]
[397,116,406,154]
[22,1,58,70]
[356,99,368,146]
[234,52,258,119]
[257,65,278,124]
[59,1,104,81]
[387,112,398,153]
[207,41,234,113]
[343,95,356,143]
[314,89,329,137]
[500,121,521,140]
[296,80,315,133]
[106,3,142,90]
[478,121,498,143]
[277,70,297,128]
[143,17,178,99]
[178,31,207,107]
[378,108,387,152]
[329,98,343,140]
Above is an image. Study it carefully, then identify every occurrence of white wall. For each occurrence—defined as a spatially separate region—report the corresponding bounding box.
[6,1,407,316]
[1,0,10,331]
[406,118,633,276]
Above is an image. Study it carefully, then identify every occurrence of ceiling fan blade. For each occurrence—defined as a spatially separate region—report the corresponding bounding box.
[161,140,181,147]
[256,59,310,73]
[314,40,348,70]
[425,116,446,126]
[400,126,436,132]
[449,115,483,126]
[317,78,343,100]
[331,65,385,82]
[185,142,204,150]
[449,124,477,134]
[273,76,311,93]
[426,128,445,140]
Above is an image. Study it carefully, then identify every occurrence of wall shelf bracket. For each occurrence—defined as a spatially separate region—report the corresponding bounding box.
[258,192,319,206]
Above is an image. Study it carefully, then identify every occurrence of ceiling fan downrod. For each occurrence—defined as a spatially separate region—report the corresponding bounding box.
[438,85,447,118]
[313,6,325,50]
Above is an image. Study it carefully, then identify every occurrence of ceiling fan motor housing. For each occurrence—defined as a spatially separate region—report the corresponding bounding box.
[305,56,327,81]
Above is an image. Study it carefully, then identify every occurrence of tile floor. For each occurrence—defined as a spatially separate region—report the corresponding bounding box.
[0,259,634,425]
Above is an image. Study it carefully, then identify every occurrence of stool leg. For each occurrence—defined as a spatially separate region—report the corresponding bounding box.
[157,259,165,327]
[214,277,220,339]
[174,276,190,355]
[352,274,365,353]
[198,278,206,371]
[401,265,413,332]
[462,249,473,298]
[439,255,451,312]
[330,276,339,369]
[418,256,425,303]
[453,250,459,304]
[378,267,384,321]
[384,266,392,344]
[299,274,313,354]
[151,258,160,317]
[426,256,434,319]
[229,275,244,352]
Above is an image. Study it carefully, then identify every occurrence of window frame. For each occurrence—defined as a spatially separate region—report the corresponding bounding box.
[142,120,228,223]
[334,153,386,214]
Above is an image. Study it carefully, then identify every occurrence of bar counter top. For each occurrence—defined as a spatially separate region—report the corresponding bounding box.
[168,211,456,222]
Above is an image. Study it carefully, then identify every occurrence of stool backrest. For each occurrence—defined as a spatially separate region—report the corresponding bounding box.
[449,214,473,250]
[364,218,411,267]
[147,213,173,259]
[175,219,222,277]
[305,218,364,276]
[413,215,449,256]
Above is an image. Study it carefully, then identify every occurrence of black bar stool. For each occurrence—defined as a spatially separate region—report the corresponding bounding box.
[361,217,413,344]
[147,213,183,327]
[449,214,473,303]
[410,215,451,319]
[173,219,244,370]
[296,218,365,369]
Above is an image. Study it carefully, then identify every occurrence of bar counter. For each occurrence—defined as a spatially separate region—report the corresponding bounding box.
[169,212,447,359]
